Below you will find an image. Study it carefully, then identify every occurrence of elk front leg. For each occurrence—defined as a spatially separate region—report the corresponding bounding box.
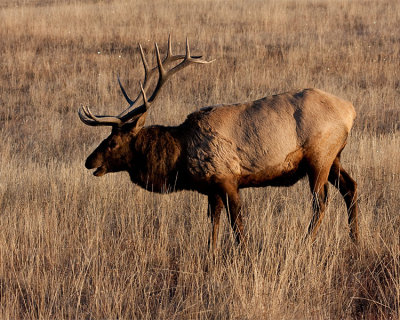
[219,182,245,245]
[207,194,223,254]
[328,157,359,242]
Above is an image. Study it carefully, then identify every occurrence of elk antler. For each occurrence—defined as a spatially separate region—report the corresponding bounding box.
[78,35,214,127]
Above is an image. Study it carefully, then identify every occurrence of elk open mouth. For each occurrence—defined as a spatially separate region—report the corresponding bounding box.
[85,157,107,177]
[93,166,107,177]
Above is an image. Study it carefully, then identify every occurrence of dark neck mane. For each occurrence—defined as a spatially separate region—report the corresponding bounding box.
[128,126,184,193]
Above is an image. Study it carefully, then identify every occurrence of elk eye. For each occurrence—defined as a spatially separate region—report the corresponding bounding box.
[108,140,117,149]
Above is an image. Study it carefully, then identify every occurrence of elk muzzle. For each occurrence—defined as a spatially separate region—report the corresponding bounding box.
[85,152,107,177]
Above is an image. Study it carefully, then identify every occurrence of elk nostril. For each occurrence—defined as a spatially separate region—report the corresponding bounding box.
[85,158,93,169]
[85,156,98,169]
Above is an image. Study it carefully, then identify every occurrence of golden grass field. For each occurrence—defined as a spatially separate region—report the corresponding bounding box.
[0,0,399,318]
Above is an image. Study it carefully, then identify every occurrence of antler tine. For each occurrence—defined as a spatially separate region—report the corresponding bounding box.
[118,75,134,105]
[167,34,173,58]
[185,37,191,59]
[154,42,166,77]
[82,105,96,120]
[78,106,89,122]
[78,106,123,126]
[164,35,202,61]
[139,43,149,75]
[140,81,151,110]
[78,105,96,124]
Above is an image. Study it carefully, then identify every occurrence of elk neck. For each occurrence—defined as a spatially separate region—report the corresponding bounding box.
[127,125,185,193]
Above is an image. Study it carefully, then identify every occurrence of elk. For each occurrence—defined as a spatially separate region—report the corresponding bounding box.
[79,36,359,252]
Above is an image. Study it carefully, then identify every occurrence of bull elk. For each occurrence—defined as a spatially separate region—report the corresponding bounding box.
[79,36,359,252]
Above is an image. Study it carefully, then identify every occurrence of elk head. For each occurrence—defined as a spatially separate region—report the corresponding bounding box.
[78,35,214,177]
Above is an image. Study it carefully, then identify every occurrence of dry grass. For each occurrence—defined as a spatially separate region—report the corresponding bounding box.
[0,0,399,318]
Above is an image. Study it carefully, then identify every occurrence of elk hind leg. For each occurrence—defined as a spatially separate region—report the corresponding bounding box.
[307,166,330,241]
[328,157,359,242]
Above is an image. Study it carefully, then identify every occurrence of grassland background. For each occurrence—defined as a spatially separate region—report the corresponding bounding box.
[0,0,399,318]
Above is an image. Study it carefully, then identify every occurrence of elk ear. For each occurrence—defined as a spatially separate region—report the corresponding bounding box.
[129,113,147,136]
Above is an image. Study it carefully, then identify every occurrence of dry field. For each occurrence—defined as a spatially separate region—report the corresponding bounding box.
[0,0,399,318]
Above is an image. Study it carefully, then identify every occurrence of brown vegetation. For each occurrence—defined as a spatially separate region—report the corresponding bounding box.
[0,0,399,318]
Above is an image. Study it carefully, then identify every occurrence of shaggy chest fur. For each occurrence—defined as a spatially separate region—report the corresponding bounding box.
[128,127,183,192]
